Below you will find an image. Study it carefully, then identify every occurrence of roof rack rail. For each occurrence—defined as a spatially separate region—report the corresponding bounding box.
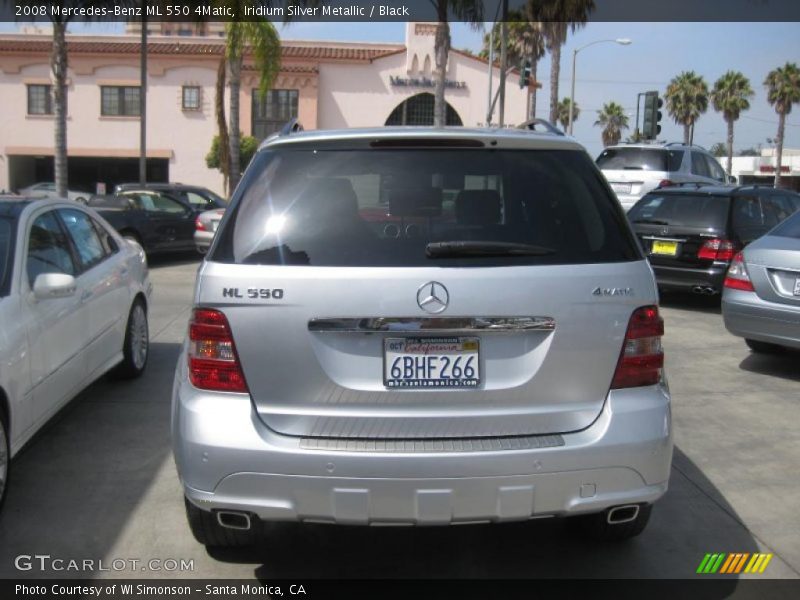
[517,119,565,136]
[279,118,304,136]
[732,183,775,191]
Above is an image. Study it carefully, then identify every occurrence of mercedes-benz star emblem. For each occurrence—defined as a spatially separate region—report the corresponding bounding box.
[417,281,449,314]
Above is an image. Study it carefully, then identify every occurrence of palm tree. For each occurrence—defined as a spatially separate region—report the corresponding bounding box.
[764,62,800,188]
[665,71,709,145]
[711,71,753,176]
[480,16,545,119]
[526,0,595,125]
[219,5,281,195]
[431,0,484,127]
[594,102,629,147]
[556,97,579,130]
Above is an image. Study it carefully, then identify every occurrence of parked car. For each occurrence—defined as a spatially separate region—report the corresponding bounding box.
[114,183,227,212]
[597,143,732,211]
[722,208,800,353]
[628,185,800,296]
[173,125,673,547]
[86,189,200,256]
[0,197,151,511]
[194,208,226,254]
[18,182,91,204]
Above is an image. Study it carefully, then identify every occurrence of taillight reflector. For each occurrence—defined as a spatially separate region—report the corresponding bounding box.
[697,238,736,262]
[723,252,755,292]
[611,306,665,389]
[195,217,206,231]
[188,308,248,392]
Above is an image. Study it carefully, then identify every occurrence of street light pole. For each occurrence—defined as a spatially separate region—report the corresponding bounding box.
[568,38,631,136]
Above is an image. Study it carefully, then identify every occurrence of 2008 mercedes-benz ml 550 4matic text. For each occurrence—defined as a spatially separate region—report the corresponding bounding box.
[171,126,673,546]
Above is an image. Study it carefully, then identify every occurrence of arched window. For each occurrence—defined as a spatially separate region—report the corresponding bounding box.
[385,93,463,126]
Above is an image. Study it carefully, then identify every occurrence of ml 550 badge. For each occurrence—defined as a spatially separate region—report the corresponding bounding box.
[221,287,284,300]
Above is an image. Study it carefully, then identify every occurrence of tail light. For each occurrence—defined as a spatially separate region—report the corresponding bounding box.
[724,252,755,292]
[188,308,248,392]
[195,217,206,231]
[697,238,736,262]
[658,179,674,188]
[611,306,664,389]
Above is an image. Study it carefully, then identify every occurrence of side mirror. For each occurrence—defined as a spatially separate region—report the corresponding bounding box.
[33,273,77,300]
[727,175,738,184]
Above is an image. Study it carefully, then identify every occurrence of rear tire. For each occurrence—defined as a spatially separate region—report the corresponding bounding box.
[0,409,9,513]
[184,497,259,548]
[571,503,653,541]
[745,339,785,354]
[113,299,148,379]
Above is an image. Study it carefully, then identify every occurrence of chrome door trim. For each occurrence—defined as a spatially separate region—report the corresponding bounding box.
[308,316,556,333]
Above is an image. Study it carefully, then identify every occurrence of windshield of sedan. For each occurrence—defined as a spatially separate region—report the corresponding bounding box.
[212,148,639,267]
[0,218,13,297]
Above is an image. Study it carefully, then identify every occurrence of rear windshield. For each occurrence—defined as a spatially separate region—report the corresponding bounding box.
[770,210,800,239]
[596,148,684,172]
[0,218,13,297]
[211,149,639,267]
[628,193,730,229]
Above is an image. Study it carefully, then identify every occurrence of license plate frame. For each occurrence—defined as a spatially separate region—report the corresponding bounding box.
[651,239,678,256]
[793,276,800,296]
[383,336,480,389]
[611,182,632,195]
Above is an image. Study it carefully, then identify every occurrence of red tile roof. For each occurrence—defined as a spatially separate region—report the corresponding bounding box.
[0,38,403,62]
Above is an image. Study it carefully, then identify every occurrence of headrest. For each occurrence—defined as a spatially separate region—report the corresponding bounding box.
[388,187,442,217]
[295,178,358,218]
[455,190,502,225]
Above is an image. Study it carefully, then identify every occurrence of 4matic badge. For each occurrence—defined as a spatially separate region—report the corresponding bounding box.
[592,287,633,297]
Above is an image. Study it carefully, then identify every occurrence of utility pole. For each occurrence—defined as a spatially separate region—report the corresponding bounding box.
[497,0,508,126]
[486,25,494,126]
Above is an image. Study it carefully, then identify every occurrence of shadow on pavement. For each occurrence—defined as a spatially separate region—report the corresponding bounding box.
[659,291,722,315]
[738,350,800,383]
[0,341,181,577]
[146,251,203,268]
[205,448,755,587]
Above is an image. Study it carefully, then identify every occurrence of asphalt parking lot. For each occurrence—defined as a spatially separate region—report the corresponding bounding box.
[0,255,798,581]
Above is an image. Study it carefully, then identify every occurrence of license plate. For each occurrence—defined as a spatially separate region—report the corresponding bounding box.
[611,182,632,194]
[794,277,800,296]
[211,220,220,232]
[651,240,678,256]
[384,337,480,389]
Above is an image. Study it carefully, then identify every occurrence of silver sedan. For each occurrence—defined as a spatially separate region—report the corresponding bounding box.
[194,208,225,254]
[722,209,800,353]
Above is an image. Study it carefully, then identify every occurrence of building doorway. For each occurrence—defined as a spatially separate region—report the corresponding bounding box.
[385,93,463,126]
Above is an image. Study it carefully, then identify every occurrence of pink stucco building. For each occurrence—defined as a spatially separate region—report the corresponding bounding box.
[0,23,534,196]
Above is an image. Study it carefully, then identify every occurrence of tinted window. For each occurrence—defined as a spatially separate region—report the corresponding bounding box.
[690,152,710,177]
[27,211,76,287]
[213,149,639,268]
[59,209,107,270]
[628,194,730,229]
[0,218,12,297]
[596,148,674,171]
[123,192,186,213]
[704,155,726,182]
[770,194,800,222]
[770,210,800,239]
[732,196,773,242]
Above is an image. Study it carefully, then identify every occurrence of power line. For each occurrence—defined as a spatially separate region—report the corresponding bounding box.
[741,115,800,128]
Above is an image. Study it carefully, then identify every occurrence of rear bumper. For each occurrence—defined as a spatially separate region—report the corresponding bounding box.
[652,264,727,293]
[171,358,673,525]
[194,231,213,253]
[722,289,800,350]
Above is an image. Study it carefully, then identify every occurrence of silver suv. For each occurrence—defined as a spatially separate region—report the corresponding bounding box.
[597,143,731,211]
[172,126,673,546]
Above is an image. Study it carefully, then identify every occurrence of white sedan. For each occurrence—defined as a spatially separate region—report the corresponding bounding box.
[18,182,91,204]
[0,197,152,510]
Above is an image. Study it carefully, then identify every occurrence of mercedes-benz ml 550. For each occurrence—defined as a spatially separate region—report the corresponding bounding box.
[171,126,673,546]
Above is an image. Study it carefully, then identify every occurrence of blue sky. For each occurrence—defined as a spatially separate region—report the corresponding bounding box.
[3,20,798,156]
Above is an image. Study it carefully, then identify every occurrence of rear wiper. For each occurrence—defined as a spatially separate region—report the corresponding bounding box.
[426,241,555,258]
[632,219,669,225]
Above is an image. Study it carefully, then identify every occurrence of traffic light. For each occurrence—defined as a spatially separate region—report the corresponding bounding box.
[642,91,663,140]
[519,60,531,89]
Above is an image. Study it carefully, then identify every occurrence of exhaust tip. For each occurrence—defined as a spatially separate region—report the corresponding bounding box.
[216,510,252,530]
[606,504,640,524]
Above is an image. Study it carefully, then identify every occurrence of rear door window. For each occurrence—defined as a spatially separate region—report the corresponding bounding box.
[628,193,730,229]
[213,149,639,267]
[596,148,670,171]
[691,152,710,177]
[704,155,726,182]
[732,195,773,243]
